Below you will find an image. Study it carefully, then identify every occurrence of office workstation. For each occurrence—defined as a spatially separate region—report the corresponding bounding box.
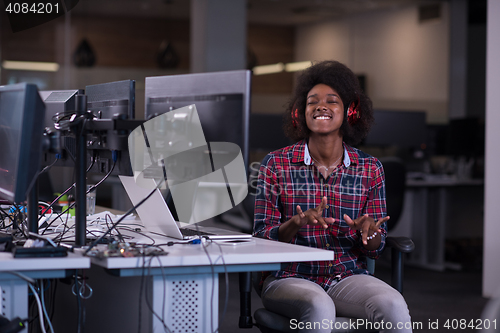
[1,0,500,332]
[0,66,338,332]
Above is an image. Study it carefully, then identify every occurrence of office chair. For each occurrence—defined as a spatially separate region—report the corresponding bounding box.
[378,157,406,232]
[238,158,414,333]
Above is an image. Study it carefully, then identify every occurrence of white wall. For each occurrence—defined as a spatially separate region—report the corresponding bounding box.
[483,0,500,298]
[295,4,450,124]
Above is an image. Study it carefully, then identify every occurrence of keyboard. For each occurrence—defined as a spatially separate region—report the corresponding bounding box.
[180,228,212,237]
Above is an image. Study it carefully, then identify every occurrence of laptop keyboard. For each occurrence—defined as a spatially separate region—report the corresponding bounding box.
[180,228,213,237]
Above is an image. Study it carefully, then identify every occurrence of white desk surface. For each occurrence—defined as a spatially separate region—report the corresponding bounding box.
[80,210,334,271]
[0,252,90,272]
[406,176,484,187]
[85,236,334,271]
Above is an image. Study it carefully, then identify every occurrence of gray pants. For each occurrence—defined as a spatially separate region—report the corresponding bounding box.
[262,274,412,333]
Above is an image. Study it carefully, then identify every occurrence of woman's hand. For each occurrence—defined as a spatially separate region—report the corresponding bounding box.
[296,196,335,229]
[278,196,334,242]
[344,213,389,246]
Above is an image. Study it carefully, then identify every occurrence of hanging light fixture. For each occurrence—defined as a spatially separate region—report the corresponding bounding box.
[73,38,96,67]
[157,40,179,69]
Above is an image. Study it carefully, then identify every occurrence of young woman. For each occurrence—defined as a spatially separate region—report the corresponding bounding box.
[254,61,412,332]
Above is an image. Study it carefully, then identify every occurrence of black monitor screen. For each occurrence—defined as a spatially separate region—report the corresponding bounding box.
[147,93,244,154]
[0,83,45,203]
[145,70,251,166]
[363,110,427,148]
[448,117,485,157]
[250,113,292,152]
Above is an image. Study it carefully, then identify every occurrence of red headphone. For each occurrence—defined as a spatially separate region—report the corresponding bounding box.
[291,101,299,128]
[347,98,361,126]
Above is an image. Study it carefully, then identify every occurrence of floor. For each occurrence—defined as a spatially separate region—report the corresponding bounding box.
[217,258,490,333]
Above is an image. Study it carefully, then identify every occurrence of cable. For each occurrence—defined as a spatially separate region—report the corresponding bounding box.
[49,279,58,323]
[213,241,229,333]
[143,254,171,333]
[116,226,156,246]
[137,252,148,333]
[8,271,36,284]
[28,283,47,333]
[38,150,97,226]
[39,189,74,233]
[75,270,82,333]
[41,155,113,238]
[87,152,117,194]
[52,111,77,130]
[84,177,165,255]
[24,155,60,200]
[40,156,60,174]
[45,153,118,243]
[155,255,167,328]
[0,206,14,227]
[104,214,125,242]
[51,210,72,246]
[40,280,55,333]
[38,201,55,223]
[198,235,216,333]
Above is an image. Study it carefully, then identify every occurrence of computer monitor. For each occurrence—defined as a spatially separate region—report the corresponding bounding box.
[84,80,136,176]
[447,117,485,157]
[85,80,135,121]
[249,113,292,152]
[144,70,251,167]
[363,110,427,148]
[39,89,83,130]
[143,71,251,223]
[0,83,45,203]
[39,89,83,166]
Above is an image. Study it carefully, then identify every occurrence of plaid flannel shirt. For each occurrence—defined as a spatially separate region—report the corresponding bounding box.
[253,139,387,290]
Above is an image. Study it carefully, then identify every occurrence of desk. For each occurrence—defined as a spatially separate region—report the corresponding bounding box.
[0,252,90,330]
[84,236,333,333]
[392,177,484,271]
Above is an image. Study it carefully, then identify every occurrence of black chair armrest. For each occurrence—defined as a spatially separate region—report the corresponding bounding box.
[386,236,415,253]
[385,236,414,294]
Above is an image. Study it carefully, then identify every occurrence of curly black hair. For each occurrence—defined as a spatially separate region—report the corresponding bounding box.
[283,60,373,146]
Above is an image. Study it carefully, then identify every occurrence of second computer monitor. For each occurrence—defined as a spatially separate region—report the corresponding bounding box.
[85,79,135,121]
[39,89,83,167]
[145,70,251,167]
[85,79,136,176]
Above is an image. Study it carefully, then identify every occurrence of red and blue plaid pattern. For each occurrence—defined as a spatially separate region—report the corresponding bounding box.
[253,140,387,290]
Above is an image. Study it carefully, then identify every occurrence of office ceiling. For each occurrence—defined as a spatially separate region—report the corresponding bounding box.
[71,0,447,25]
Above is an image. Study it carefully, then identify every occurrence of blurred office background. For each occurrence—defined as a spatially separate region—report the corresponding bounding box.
[1,0,499,321]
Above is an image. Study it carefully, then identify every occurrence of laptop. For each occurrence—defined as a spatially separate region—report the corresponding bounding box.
[119,176,252,240]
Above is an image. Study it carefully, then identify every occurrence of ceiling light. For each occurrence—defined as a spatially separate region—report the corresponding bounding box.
[2,60,60,72]
[253,62,285,75]
[285,61,312,72]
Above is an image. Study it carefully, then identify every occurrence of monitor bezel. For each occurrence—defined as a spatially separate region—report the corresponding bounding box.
[0,83,45,203]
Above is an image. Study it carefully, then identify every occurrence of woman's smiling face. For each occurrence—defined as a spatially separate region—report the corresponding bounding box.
[305,83,344,138]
